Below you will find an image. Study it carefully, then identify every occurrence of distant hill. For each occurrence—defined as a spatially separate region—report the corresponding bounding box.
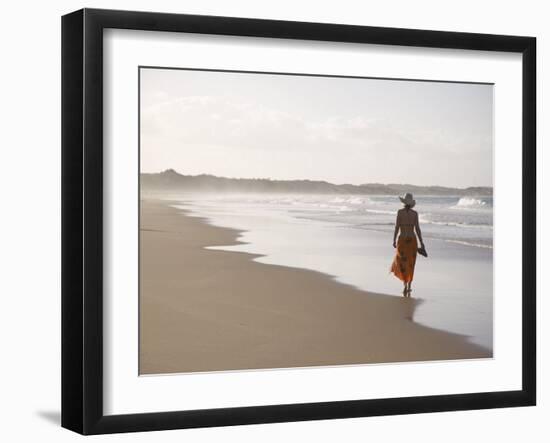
[141,169,492,196]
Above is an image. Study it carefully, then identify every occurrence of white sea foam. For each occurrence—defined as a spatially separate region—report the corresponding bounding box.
[364,209,395,215]
[329,196,371,205]
[452,197,490,209]
[445,239,493,249]
[178,193,493,250]
[419,216,492,230]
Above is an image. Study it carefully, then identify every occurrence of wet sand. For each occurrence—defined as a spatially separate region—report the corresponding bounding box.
[140,199,490,374]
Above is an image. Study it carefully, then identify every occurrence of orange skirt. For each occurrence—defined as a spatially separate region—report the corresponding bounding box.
[390,236,418,283]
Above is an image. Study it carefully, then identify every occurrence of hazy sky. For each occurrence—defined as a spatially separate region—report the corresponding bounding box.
[140,68,493,188]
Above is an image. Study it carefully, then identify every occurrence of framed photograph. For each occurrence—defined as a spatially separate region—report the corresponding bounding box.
[61,8,536,435]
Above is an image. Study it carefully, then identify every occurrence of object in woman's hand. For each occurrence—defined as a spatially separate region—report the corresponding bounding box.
[418,246,428,257]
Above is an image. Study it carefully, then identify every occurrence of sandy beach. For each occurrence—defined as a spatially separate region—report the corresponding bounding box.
[140,199,490,375]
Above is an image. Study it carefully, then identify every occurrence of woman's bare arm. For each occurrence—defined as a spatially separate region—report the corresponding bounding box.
[414,212,424,246]
[393,212,400,247]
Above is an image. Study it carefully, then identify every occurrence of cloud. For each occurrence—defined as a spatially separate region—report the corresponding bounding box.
[142,95,307,149]
[142,95,420,155]
[140,92,492,186]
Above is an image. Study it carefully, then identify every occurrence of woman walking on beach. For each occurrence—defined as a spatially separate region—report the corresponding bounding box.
[391,193,425,297]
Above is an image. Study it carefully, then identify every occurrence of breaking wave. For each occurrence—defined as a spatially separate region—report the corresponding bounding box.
[452,197,490,209]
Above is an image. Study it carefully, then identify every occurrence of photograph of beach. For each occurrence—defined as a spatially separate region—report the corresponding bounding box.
[139,67,494,375]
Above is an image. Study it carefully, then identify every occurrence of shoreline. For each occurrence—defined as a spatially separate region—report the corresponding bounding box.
[140,198,491,375]
[173,196,493,349]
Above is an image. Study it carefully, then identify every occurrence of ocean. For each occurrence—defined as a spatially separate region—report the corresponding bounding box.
[170,193,494,351]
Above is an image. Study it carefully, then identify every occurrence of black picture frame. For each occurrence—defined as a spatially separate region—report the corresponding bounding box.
[61,8,536,435]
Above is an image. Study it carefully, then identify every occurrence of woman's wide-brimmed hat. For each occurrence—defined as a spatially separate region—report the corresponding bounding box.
[399,193,416,208]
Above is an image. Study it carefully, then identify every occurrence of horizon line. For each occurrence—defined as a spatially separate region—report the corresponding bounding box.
[140,169,493,190]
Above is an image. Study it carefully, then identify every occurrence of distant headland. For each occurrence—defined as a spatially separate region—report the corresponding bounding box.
[141,169,492,196]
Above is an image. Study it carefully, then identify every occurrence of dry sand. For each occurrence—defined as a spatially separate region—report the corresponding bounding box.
[140,199,490,374]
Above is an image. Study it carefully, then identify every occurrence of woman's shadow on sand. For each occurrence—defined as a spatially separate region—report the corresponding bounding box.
[402,296,425,321]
